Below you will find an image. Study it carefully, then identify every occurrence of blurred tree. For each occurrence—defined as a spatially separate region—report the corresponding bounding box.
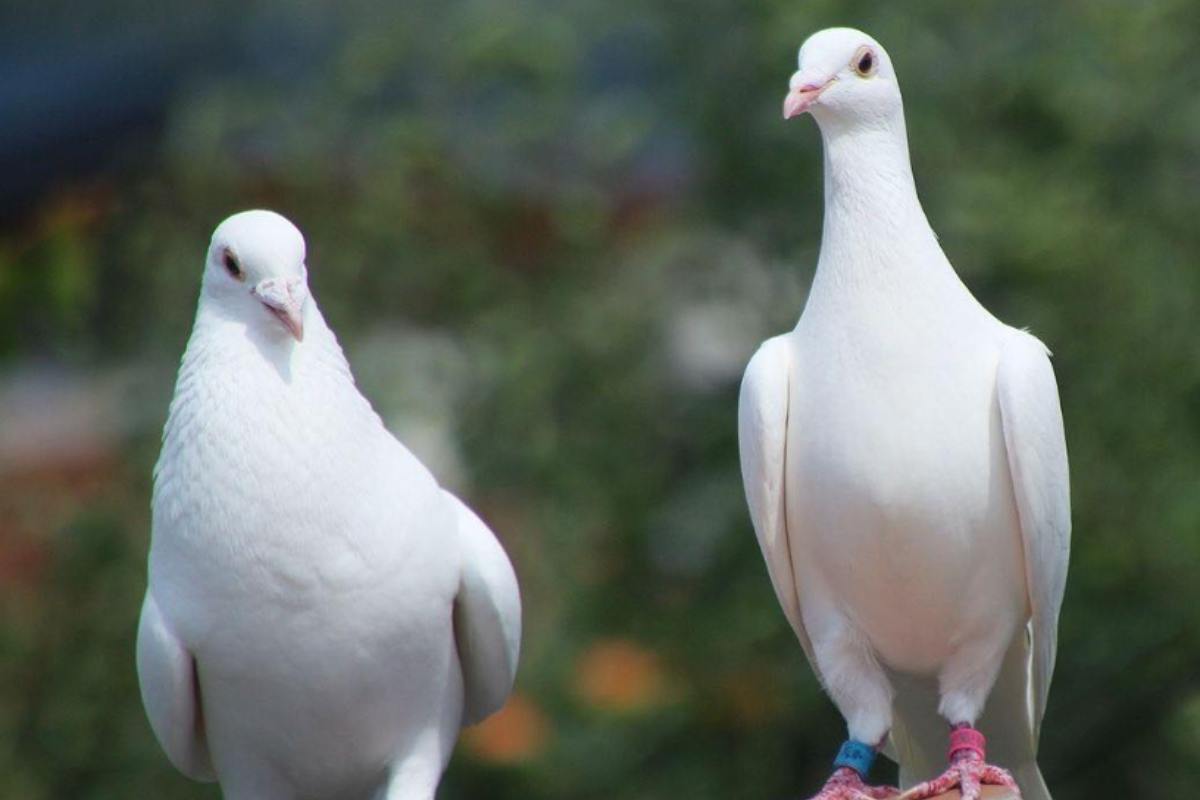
[1,1,1198,798]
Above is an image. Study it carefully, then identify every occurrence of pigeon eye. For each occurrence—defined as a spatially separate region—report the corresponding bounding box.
[222,250,244,281]
[853,47,876,77]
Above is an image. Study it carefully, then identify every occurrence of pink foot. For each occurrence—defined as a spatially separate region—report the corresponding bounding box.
[808,767,900,800]
[899,751,1020,800]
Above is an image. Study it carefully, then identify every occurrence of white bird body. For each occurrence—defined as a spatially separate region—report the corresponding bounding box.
[739,29,1068,800]
[139,211,520,800]
[787,287,1028,681]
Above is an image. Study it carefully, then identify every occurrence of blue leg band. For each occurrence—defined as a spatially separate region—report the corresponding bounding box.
[833,739,876,776]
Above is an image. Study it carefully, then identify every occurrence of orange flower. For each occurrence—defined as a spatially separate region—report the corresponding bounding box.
[573,638,670,713]
[460,692,550,765]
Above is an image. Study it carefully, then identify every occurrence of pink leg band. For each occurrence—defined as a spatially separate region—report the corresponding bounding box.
[947,725,986,762]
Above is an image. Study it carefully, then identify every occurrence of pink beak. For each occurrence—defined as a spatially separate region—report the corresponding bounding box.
[783,72,832,119]
[253,279,305,342]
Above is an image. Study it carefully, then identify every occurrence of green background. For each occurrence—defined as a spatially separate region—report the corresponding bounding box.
[1,1,1198,798]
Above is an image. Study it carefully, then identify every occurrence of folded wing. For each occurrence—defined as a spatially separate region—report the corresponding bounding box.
[737,335,818,672]
[446,491,522,726]
[136,592,215,781]
[996,330,1072,743]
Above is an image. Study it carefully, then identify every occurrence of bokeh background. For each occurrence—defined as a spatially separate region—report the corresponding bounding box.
[2,0,1198,798]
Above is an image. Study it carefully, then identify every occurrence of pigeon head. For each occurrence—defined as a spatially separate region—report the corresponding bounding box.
[203,210,309,342]
[782,28,902,130]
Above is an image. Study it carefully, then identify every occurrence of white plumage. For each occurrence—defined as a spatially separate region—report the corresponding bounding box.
[138,210,521,800]
[739,28,1069,800]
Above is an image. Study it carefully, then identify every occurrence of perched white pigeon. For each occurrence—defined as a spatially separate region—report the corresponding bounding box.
[738,28,1069,800]
[138,210,521,800]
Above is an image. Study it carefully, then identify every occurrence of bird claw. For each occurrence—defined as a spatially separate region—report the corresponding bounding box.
[807,767,901,800]
[898,752,1020,800]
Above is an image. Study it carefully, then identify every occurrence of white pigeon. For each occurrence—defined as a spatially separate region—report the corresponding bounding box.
[137,210,521,800]
[738,28,1069,800]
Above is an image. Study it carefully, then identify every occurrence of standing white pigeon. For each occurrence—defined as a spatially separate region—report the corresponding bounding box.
[738,28,1069,800]
[138,210,521,800]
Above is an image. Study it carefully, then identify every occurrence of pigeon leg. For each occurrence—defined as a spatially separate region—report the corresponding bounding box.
[801,624,900,798]
[810,622,895,749]
[898,726,1020,800]
[901,627,1020,799]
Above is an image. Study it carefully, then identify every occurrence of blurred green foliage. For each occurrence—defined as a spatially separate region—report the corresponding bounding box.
[1,0,1199,798]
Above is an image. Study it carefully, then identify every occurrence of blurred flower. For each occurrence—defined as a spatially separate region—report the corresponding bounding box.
[460,692,551,765]
[573,638,672,714]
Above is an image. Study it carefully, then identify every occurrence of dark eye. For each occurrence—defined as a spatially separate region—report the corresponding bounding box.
[222,250,244,281]
[853,47,876,77]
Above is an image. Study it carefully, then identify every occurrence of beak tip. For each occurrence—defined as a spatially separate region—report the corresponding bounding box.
[261,301,305,342]
[782,92,809,121]
[284,314,305,342]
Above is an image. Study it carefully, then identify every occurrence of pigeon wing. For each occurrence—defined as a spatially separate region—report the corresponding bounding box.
[996,330,1072,743]
[447,491,522,726]
[136,592,215,781]
[738,335,818,672]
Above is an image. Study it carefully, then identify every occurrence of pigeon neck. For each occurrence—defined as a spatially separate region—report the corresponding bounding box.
[820,113,925,238]
[811,111,949,296]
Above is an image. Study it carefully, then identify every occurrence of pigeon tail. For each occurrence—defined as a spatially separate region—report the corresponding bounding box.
[1011,761,1052,800]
